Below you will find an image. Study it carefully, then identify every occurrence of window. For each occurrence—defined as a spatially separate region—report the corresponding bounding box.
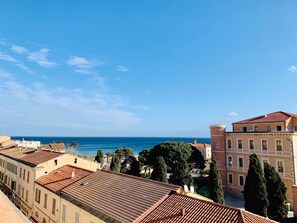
[227,139,232,149]
[19,168,22,178]
[74,158,77,164]
[295,125,297,131]
[75,212,80,223]
[228,174,233,184]
[35,188,41,203]
[276,140,282,151]
[52,198,56,215]
[254,126,258,131]
[262,139,268,150]
[249,139,254,150]
[277,126,282,131]
[243,127,247,132]
[239,175,244,186]
[25,190,28,202]
[23,169,25,180]
[18,185,21,196]
[54,159,58,165]
[61,204,66,223]
[44,193,48,209]
[237,139,242,149]
[227,156,233,167]
[27,171,30,183]
[277,161,284,173]
[21,187,24,199]
[4,175,7,184]
[263,159,269,167]
[238,157,243,168]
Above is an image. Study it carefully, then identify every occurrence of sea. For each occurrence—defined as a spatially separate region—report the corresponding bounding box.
[11,137,211,156]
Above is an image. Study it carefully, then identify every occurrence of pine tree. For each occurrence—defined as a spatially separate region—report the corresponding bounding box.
[209,155,224,204]
[129,158,141,177]
[94,149,104,167]
[264,163,287,220]
[110,156,121,172]
[244,154,268,217]
[170,158,193,186]
[151,156,168,183]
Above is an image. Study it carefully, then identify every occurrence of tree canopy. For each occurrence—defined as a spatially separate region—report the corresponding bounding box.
[264,163,287,220]
[94,149,104,166]
[244,154,268,217]
[151,156,168,183]
[110,156,121,172]
[115,148,134,158]
[128,158,141,177]
[209,155,224,204]
[188,145,206,170]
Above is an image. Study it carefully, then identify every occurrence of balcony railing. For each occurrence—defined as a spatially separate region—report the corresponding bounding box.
[226,147,291,156]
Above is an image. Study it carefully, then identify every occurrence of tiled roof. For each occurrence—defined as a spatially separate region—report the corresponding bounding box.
[42,143,65,152]
[36,165,93,194]
[140,194,277,223]
[19,150,64,166]
[61,170,181,223]
[0,147,36,159]
[233,111,297,124]
[190,143,211,148]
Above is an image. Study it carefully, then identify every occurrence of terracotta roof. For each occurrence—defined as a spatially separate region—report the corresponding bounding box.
[36,165,93,194]
[61,170,181,223]
[19,150,64,166]
[42,143,65,152]
[190,143,211,148]
[140,194,277,223]
[233,111,297,124]
[0,147,36,159]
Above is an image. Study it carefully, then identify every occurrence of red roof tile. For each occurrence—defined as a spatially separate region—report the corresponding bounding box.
[140,194,277,223]
[36,165,93,194]
[20,150,63,166]
[61,170,181,223]
[233,111,297,124]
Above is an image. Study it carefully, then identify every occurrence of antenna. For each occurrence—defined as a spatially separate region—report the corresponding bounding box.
[190,186,195,193]
[183,185,189,193]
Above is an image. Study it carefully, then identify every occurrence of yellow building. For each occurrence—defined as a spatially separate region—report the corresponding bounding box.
[210,111,297,211]
[0,147,100,219]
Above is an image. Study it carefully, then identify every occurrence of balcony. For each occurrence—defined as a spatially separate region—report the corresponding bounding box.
[226,147,291,156]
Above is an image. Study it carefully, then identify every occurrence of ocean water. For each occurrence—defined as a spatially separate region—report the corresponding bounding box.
[11,136,210,156]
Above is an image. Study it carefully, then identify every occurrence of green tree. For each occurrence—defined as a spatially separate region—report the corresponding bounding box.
[115,148,134,158]
[138,149,151,177]
[244,154,268,217]
[151,156,168,183]
[209,155,224,204]
[94,149,104,167]
[264,163,287,220]
[188,145,206,170]
[170,158,193,186]
[110,156,121,172]
[129,158,141,177]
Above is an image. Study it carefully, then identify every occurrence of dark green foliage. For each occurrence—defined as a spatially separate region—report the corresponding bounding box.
[138,149,151,177]
[129,158,141,177]
[151,156,168,183]
[115,148,134,158]
[209,155,224,204]
[188,145,206,170]
[170,158,193,186]
[149,142,192,168]
[110,156,121,172]
[94,149,104,166]
[264,163,287,220]
[244,154,268,217]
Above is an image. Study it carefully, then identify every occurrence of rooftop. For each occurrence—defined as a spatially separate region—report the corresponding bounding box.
[233,111,297,124]
[36,165,93,194]
[190,143,211,148]
[0,147,36,159]
[19,150,64,167]
[42,142,65,152]
[61,170,181,223]
[140,193,277,223]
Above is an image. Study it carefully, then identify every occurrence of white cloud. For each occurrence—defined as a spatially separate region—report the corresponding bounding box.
[0,80,140,134]
[0,51,34,74]
[0,41,6,45]
[0,51,18,62]
[28,48,56,68]
[288,65,297,73]
[74,69,92,74]
[0,69,12,78]
[10,44,28,54]
[117,65,129,72]
[228,112,239,116]
[67,56,104,74]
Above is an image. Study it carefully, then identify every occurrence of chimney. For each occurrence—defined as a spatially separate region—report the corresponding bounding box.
[71,169,75,179]
[180,208,186,216]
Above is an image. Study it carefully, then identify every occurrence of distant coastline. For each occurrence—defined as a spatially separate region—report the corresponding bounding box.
[12,136,211,155]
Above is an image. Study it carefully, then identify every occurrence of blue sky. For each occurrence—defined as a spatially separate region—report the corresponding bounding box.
[0,1,297,137]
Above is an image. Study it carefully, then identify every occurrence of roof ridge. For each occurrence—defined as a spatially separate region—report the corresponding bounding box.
[240,209,277,223]
[65,164,94,173]
[100,170,181,189]
[239,209,247,223]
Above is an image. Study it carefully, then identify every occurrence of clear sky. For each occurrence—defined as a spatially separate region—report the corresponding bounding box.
[0,1,297,137]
